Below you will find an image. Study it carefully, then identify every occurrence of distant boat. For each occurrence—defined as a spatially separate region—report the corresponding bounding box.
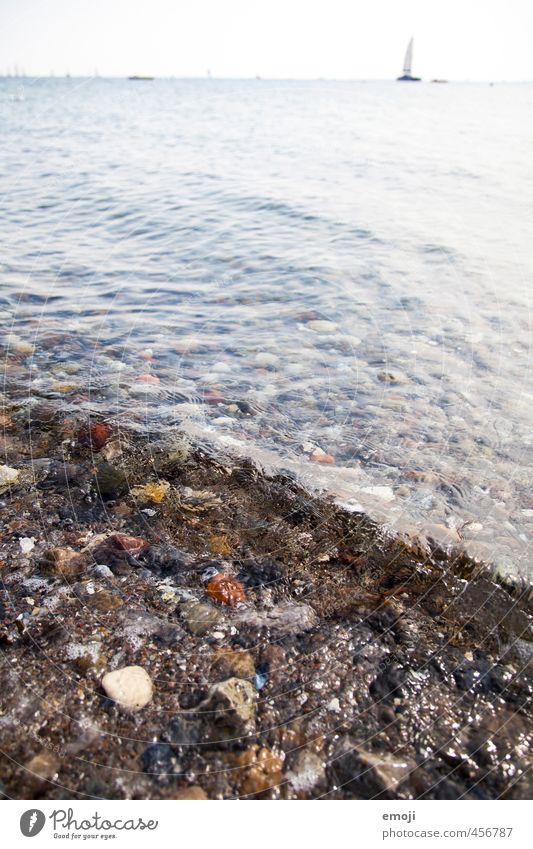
[397,37,421,81]
[431,78,448,84]
[128,75,154,81]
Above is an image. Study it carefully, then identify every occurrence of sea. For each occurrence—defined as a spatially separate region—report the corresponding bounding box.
[1,77,532,576]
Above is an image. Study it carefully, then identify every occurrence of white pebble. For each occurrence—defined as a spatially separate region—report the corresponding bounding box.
[0,464,19,493]
[102,666,153,712]
[19,537,36,554]
[307,320,337,333]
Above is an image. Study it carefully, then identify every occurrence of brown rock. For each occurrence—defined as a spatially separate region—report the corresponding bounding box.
[237,746,283,796]
[109,533,150,556]
[41,547,86,578]
[211,649,255,681]
[78,421,112,450]
[89,590,124,611]
[206,573,245,606]
[25,750,60,785]
[172,785,208,800]
[309,448,335,465]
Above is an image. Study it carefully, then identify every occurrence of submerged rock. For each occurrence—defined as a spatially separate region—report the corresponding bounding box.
[144,544,191,575]
[197,677,257,735]
[94,463,128,498]
[139,743,181,780]
[41,547,87,578]
[332,740,415,798]
[206,573,246,606]
[180,600,224,636]
[307,319,337,332]
[286,750,326,793]
[211,649,255,681]
[171,785,208,800]
[0,464,19,493]
[102,665,153,712]
[234,601,318,636]
[237,746,283,796]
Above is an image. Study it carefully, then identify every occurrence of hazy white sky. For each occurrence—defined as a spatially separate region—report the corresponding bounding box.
[1,0,532,80]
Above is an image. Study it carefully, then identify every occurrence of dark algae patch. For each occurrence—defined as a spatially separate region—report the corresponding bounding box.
[0,408,532,799]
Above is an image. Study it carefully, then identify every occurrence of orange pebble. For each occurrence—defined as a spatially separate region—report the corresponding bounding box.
[137,373,160,384]
[207,573,246,606]
[78,421,112,450]
[310,451,335,465]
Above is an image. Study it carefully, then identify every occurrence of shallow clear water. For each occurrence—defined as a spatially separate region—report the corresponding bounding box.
[2,77,533,574]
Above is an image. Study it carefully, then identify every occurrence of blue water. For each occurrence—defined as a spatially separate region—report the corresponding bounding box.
[2,77,533,574]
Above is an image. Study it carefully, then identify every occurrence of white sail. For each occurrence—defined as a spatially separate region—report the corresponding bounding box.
[403,38,413,75]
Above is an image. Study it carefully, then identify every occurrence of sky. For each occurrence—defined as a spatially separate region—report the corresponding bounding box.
[1,0,532,81]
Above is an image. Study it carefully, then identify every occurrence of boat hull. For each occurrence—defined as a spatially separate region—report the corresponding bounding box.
[397,75,421,81]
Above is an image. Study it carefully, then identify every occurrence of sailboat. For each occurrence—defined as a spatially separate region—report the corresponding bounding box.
[397,37,421,81]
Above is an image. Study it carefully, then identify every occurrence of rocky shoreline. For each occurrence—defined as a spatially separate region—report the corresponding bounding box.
[1,405,532,799]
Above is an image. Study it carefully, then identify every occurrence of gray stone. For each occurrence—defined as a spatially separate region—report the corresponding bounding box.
[180,600,223,636]
[198,677,257,734]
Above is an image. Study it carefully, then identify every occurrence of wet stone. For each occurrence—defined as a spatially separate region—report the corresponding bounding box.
[237,746,284,796]
[25,751,60,787]
[180,600,224,636]
[101,665,153,712]
[206,573,246,606]
[171,785,208,800]
[332,740,415,799]
[238,558,285,587]
[41,547,87,578]
[197,677,257,736]
[162,717,203,747]
[234,601,318,636]
[144,544,192,575]
[139,743,181,781]
[286,750,326,794]
[0,464,19,493]
[94,463,129,498]
[211,649,255,681]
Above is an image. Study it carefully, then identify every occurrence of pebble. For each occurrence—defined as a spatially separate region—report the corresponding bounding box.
[199,677,257,733]
[102,665,153,712]
[310,447,335,465]
[238,746,283,796]
[94,464,128,498]
[91,563,113,578]
[254,352,279,367]
[137,373,160,384]
[180,600,224,636]
[78,422,112,450]
[211,649,255,681]
[287,750,326,793]
[206,573,246,606]
[0,464,19,493]
[307,320,337,332]
[41,547,86,578]
[145,544,191,575]
[139,743,181,778]
[132,480,170,503]
[171,785,208,800]
[101,439,123,461]
[360,485,395,502]
[19,537,36,554]
[25,751,60,786]
[109,533,150,556]
[357,748,414,794]
[234,601,318,636]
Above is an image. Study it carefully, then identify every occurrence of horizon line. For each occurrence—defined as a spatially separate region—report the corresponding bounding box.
[1,74,533,84]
